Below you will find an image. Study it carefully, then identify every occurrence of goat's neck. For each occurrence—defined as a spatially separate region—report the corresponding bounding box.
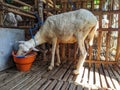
[34,30,46,46]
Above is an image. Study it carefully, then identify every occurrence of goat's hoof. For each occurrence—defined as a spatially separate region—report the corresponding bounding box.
[73,70,79,75]
[48,66,53,71]
[56,62,60,67]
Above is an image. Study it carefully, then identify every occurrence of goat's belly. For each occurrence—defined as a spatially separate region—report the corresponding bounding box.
[58,36,77,43]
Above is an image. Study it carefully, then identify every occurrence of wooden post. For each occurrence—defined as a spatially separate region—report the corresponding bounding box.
[96,0,103,68]
[0,0,3,26]
[38,0,47,61]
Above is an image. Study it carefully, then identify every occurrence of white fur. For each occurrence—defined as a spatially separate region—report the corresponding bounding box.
[17,9,98,74]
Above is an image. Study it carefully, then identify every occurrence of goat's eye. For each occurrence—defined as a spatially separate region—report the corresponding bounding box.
[23,51,27,53]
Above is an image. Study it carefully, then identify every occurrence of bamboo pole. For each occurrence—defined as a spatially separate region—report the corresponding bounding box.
[12,0,32,8]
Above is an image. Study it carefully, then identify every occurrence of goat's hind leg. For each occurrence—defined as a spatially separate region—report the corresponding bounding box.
[48,38,57,70]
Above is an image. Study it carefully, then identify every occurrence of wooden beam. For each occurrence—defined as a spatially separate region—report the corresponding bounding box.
[1,2,34,15]
[6,8,35,18]
[12,0,33,8]
[85,60,120,64]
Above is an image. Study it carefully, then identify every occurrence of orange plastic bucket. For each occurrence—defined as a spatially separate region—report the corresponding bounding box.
[12,51,37,71]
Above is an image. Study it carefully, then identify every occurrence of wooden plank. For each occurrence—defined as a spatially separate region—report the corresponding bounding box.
[12,0,33,8]
[11,64,48,90]
[109,65,120,84]
[39,80,52,90]
[44,79,58,90]
[76,85,83,90]
[115,31,120,61]
[0,74,29,90]
[0,63,47,89]
[103,69,115,89]
[107,65,120,90]
[105,31,111,65]
[68,83,76,90]
[0,71,24,87]
[88,65,94,85]
[99,65,108,88]
[4,8,35,18]
[11,77,41,90]
[95,67,101,88]
[62,69,72,81]
[29,78,47,90]
[85,60,119,64]
[17,77,41,90]
[89,46,93,67]
[42,64,63,79]
[96,31,102,67]
[81,67,89,84]
[75,67,84,84]
[1,2,34,15]
[60,82,70,90]
[54,80,64,90]
[52,62,71,80]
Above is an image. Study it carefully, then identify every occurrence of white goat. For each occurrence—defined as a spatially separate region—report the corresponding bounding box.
[3,12,23,27]
[17,9,98,74]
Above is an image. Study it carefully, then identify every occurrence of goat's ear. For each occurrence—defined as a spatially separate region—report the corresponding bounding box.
[32,47,39,52]
[17,41,25,44]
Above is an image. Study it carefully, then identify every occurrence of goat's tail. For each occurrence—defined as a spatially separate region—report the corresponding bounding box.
[88,21,98,46]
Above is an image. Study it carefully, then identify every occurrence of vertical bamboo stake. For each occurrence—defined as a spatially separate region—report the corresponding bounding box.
[73,43,77,63]
[38,0,47,61]
[0,0,3,26]
[61,0,67,61]
[96,0,103,68]
[105,31,111,68]
[88,0,94,68]
[115,31,120,61]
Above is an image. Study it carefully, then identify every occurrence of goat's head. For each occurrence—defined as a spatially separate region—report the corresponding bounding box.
[5,12,17,24]
[17,41,39,56]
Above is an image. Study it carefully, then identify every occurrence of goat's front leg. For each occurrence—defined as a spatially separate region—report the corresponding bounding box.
[48,38,57,70]
[55,44,61,66]
[73,39,87,75]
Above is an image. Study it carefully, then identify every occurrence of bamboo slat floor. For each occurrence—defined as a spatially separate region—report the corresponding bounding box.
[0,60,120,90]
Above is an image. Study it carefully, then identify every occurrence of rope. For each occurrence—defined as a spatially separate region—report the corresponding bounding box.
[68,0,76,10]
[29,12,43,46]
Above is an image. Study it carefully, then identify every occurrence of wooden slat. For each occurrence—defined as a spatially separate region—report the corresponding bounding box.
[89,46,93,67]
[11,77,41,90]
[85,60,119,64]
[29,78,47,90]
[88,65,94,85]
[54,80,64,90]
[1,2,34,15]
[62,68,72,81]
[4,8,35,18]
[39,80,52,90]
[45,79,58,90]
[115,31,120,61]
[52,62,71,80]
[107,65,120,90]
[82,67,89,84]
[96,31,102,67]
[60,82,70,90]
[69,83,76,90]
[104,69,115,89]
[75,67,84,84]
[76,85,83,90]
[95,67,101,87]
[99,65,108,88]
[105,31,111,66]
[12,0,32,8]
[110,65,120,84]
